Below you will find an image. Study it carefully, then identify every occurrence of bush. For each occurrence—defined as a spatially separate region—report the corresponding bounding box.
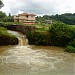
[26,32,50,45]
[65,46,75,53]
[0,27,18,45]
[49,22,75,46]
[69,39,75,47]
[64,39,75,53]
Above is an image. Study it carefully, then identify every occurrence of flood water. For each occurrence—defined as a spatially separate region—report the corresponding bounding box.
[0,30,75,75]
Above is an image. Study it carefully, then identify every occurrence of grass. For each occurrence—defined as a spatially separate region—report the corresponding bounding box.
[0,22,24,26]
[24,24,51,32]
[0,27,16,38]
[0,21,51,33]
[35,24,50,33]
[69,25,75,28]
[0,27,18,45]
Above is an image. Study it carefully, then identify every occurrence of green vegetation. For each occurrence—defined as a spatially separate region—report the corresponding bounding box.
[0,0,4,9]
[0,11,13,22]
[49,22,75,46]
[24,24,50,33]
[51,13,75,25]
[35,24,50,33]
[69,39,75,47]
[0,5,18,45]
[36,13,75,25]
[49,22,75,53]
[26,22,75,53]
[36,15,52,25]
[0,10,75,52]
[0,21,24,27]
[26,32,50,45]
[0,27,18,45]
[64,39,75,53]
[65,46,75,53]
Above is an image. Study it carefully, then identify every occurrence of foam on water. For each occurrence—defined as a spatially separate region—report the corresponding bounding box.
[0,30,74,75]
[0,45,63,72]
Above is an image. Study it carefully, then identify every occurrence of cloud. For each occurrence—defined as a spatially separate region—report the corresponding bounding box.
[0,0,75,15]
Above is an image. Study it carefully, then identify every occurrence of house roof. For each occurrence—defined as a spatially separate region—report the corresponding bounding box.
[18,13,36,16]
[28,14,36,16]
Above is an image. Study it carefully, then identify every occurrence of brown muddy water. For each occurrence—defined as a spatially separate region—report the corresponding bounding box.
[0,30,75,75]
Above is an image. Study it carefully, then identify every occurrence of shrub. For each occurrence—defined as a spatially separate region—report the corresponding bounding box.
[26,32,50,45]
[69,39,75,47]
[0,27,18,45]
[65,46,75,53]
[49,22,75,46]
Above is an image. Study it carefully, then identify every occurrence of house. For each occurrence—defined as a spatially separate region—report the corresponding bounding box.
[14,13,36,24]
[45,20,52,24]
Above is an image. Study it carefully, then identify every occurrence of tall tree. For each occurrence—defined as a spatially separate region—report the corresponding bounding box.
[0,11,6,21]
[0,0,4,9]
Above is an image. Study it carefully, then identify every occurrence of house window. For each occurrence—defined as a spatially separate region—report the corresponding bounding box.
[31,16,34,18]
[26,15,28,17]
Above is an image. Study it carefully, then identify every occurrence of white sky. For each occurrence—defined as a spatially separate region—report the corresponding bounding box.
[0,0,75,16]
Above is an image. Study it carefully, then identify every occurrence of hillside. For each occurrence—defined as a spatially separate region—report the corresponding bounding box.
[36,13,75,25]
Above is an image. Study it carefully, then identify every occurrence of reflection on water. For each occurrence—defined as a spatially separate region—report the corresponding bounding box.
[0,31,75,75]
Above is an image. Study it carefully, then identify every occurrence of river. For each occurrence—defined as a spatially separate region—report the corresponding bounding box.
[0,30,75,75]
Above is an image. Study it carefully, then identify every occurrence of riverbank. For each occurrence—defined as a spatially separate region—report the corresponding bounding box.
[0,22,75,53]
[26,22,75,53]
[0,30,74,75]
[0,27,18,45]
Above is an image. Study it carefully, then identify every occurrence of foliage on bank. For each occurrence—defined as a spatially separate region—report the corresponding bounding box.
[0,27,18,45]
[26,22,75,53]
[49,22,75,46]
[26,32,50,45]
[65,39,75,53]
[49,22,75,53]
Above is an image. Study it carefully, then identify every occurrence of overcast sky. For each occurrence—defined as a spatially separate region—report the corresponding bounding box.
[0,0,75,16]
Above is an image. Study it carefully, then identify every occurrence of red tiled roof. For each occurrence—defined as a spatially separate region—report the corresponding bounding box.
[28,14,36,16]
[18,13,28,16]
[18,13,36,16]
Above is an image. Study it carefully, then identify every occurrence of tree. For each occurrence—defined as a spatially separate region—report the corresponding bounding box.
[0,12,13,22]
[36,15,52,24]
[50,13,75,25]
[0,0,4,9]
[0,11,6,21]
[6,13,14,22]
[49,22,75,46]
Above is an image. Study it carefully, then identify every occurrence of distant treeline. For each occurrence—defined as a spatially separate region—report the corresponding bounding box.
[36,13,75,25]
[51,13,75,25]
[0,11,13,22]
[1,10,75,25]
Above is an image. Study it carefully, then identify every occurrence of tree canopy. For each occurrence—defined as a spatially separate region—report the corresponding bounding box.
[0,0,4,9]
[36,13,75,25]
[51,13,75,25]
[49,22,75,46]
[0,11,13,22]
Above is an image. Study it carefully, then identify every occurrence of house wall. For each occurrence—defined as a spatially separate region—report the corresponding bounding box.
[14,16,18,19]
[19,16,27,20]
[14,16,19,22]
[24,22,35,24]
[14,14,36,24]
[27,16,35,21]
[14,20,18,22]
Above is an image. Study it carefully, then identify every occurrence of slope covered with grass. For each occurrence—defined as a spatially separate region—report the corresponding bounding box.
[0,27,18,45]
